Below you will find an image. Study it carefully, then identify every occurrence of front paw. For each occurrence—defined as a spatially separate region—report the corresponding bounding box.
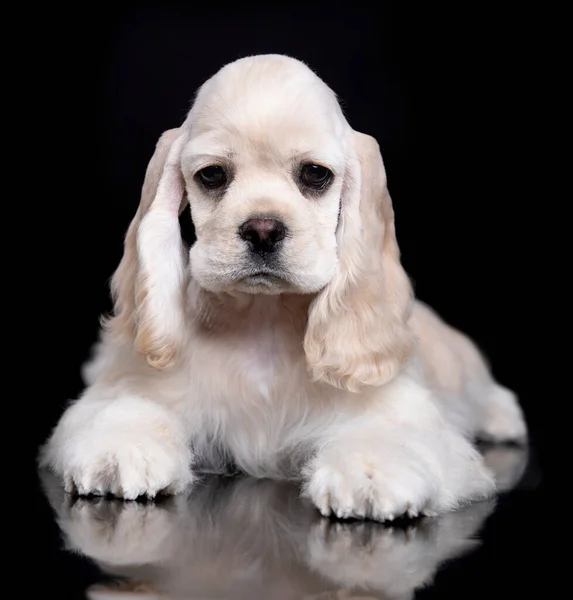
[40,397,194,500]
[303,451,440,522]
[62,434,193,500]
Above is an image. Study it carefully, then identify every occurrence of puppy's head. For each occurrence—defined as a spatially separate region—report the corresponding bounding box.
[184,55,347,295]
[108,55,415,389]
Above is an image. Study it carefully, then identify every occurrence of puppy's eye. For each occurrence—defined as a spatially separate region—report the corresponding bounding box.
[197,165,227,189]
[300,164,333,189]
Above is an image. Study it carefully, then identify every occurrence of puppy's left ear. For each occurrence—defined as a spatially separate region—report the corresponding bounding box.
[304,132,416,392]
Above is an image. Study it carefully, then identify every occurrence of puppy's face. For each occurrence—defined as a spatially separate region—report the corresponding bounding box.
[182,57,350,295]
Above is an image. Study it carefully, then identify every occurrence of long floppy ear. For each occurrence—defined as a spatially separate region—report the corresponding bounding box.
[105,128,190,369]
[304,131,416,392]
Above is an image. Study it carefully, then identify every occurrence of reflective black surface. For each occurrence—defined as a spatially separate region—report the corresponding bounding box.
[36,444,543,599]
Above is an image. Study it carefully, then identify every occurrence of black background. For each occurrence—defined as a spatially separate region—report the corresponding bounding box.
[24,2,548,597]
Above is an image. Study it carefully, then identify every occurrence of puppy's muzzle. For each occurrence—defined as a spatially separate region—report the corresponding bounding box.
[238,218,287,257]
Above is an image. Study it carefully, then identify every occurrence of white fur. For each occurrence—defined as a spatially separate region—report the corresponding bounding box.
[39,55,527,521]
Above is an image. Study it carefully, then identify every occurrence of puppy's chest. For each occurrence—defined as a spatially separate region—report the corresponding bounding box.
[237,321,306,399]
[240,328,282,397]
[193,303,308,400]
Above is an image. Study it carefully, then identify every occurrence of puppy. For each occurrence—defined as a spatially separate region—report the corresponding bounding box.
[40,54,527,521]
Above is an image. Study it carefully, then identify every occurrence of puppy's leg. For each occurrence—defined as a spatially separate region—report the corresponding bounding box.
[39,386,193,499]
[303,381,495,522]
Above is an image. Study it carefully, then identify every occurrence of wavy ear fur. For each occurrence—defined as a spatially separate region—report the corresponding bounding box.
[304,131,416,392]
[105,128,189,369]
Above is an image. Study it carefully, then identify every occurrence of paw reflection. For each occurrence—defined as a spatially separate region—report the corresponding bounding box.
[41,445,529,600]
[307,503,493,596]
[56,494,185,566]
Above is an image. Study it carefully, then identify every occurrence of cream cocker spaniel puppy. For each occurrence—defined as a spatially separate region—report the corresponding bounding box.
[41,55,527,521]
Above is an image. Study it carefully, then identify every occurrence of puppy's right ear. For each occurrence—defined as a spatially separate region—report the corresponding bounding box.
[105,128,190,369]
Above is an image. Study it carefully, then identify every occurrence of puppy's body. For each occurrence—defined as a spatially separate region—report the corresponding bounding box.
[41,55,526,521]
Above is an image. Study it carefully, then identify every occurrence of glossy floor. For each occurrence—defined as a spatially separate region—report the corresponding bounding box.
[38,444,543,600]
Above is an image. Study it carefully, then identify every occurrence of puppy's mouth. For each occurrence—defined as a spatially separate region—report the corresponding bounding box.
[240,270,285,286]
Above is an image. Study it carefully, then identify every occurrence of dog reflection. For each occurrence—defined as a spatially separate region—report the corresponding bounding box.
[42,445,528,600]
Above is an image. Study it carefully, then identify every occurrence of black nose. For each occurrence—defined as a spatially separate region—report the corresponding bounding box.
[238,218,287,254]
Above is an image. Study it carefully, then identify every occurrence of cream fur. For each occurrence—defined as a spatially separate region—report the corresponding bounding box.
[40,55,527,521]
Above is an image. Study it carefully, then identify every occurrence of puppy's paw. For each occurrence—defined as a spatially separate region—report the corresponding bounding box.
[480,444,529,492]
[40,397,194,500]
[303,451,441,522]
[477,385,528,444]
[63,435,193,500]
